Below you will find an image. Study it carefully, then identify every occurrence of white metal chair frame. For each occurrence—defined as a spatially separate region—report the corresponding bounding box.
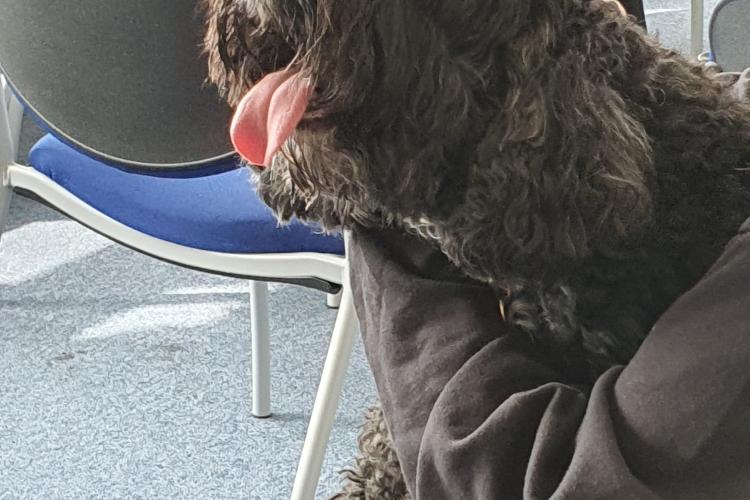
[1,75,356,500]
[691,0,705,57]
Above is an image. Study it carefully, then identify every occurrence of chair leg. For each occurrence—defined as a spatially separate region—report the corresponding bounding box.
[1,75,9,112]
[7,93,23,161]
[250,280,272,418]
[690,0,704,57]
[0,79,14,239]
[326,290,342,309]
[0,178,11,240]
[290,283,358,500]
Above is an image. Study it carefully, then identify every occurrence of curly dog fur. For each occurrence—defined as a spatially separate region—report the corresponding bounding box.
[202,0,750,497]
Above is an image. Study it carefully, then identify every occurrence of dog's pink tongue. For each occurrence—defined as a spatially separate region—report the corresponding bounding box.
[231,69,311,167]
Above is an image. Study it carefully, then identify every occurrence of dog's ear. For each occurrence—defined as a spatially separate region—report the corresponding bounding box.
[200,0,295,106]
[201,0,247,105]
[440,19,654,282]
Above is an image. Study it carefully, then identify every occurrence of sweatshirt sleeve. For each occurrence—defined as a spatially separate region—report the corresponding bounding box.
[348,226,750,499]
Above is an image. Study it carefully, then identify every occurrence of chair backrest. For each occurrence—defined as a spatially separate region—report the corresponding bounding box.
[710,0,750,72]
[0,0,233,169]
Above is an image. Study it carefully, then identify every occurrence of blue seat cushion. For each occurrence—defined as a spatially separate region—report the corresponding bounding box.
[28,134,344,255]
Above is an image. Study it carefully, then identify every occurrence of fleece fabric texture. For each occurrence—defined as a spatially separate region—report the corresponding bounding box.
[349,224,750,499]
[28,134,344,255]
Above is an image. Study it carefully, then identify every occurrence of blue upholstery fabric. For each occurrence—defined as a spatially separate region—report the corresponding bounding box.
[28,134,344,255]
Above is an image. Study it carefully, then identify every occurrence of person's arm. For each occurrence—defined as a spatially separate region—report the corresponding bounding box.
[348,224,750,499]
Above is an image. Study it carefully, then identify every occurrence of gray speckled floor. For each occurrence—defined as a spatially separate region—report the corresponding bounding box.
[1,124,377,499]
[0,2,736,499]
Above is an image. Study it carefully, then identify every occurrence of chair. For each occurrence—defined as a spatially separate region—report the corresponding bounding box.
[0,2,358,498]
[709,0,750,71]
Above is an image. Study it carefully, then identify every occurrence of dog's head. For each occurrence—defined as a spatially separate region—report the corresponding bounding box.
[202,0,655,278]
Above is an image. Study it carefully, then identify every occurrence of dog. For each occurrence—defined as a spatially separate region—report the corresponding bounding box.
[202,0,750,497]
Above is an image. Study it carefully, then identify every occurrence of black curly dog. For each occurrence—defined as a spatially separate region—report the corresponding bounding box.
[202,0,750,497]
